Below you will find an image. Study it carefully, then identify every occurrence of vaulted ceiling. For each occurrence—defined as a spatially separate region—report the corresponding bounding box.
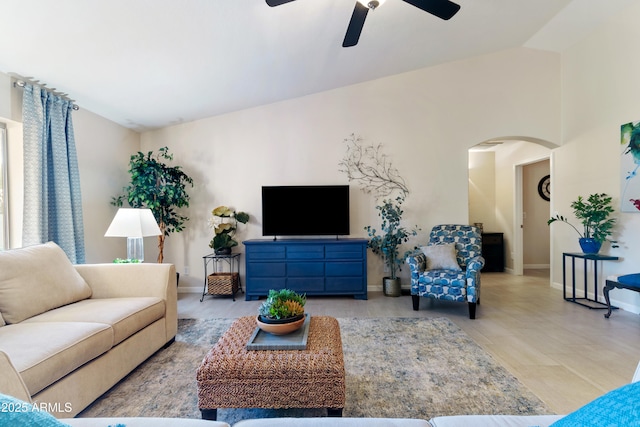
[0,0,634,131]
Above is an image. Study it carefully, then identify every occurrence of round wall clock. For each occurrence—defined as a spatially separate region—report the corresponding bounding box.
[538,175,550,201]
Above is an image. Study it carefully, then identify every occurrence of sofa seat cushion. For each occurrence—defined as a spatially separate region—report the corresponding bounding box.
[22,297,165,346]
[419,271,467,287]
[0,322,113,395]
[0,242,92,324]
[428,415,564,427]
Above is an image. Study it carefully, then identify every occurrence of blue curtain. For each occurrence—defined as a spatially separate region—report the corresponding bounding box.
[22,83,85,263]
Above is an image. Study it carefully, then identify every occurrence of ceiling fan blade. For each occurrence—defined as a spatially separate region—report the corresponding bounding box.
[266,0,297,6]
[342,2,369,47]
[401,0,460,20]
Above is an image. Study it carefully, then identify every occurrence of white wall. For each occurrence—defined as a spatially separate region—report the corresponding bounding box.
[141,47,561,291]
[553,1,640,313]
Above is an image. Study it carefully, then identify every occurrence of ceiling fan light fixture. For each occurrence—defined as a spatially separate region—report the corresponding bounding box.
[357,0,384,10]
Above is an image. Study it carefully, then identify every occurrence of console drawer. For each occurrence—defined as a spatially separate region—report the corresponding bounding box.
[326,261,362,277]
[287,245,324,259]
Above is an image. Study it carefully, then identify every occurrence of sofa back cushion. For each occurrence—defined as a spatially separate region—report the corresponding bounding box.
[0,242,92,324]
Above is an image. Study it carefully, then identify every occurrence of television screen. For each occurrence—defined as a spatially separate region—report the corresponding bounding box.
[262,185,350,236]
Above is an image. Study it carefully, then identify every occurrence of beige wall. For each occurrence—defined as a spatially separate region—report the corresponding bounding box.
[553,1,640,312]
[468,151,497,232]
[141,47,561,290]
[72,108,141,263]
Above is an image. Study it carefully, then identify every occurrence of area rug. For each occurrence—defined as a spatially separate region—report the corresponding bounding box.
[78,317,552,424]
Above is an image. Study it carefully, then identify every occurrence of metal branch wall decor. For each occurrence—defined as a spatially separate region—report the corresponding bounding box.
[338,134,409,199]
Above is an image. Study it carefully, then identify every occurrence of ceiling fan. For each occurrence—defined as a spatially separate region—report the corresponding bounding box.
[265,0,461,47]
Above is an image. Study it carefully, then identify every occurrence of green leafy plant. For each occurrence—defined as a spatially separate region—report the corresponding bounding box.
[112,258,141,263]
[112,147,194,263]
[365,195,420,279]
[258,289,306,320]
[548,193,617,245]
[208,205,250,254]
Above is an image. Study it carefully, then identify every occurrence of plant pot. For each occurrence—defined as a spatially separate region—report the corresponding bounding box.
[215,247,232,255]
[579,238,602,255]
[256,314,305,335]
[383,277,401,297]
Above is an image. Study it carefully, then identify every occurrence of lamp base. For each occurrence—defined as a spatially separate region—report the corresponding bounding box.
[127,237,144,262]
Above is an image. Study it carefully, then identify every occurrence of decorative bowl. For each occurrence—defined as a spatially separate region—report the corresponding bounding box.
[256,314,305,335]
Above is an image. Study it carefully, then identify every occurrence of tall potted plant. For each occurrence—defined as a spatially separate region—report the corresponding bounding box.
[548,192,617,254]
[112,147,194,263]
[365,196,419,296]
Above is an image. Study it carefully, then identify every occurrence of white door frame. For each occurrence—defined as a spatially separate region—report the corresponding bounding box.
[513,155,550,276]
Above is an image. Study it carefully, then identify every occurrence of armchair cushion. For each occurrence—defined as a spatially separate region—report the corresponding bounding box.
[421,244,461,271]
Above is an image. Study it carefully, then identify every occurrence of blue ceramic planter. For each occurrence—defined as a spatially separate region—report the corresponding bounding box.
[579,238,602,254]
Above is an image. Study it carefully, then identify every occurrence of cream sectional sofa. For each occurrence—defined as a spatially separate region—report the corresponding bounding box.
[0,242,177,418]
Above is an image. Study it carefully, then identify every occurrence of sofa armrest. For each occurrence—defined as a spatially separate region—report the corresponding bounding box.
[0,350,32,402]
[74,263,177,342]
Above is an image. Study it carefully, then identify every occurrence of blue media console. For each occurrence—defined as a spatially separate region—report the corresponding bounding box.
[243,238,368,300]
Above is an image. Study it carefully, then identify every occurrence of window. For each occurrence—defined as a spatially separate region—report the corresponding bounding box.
[0,123,8,250]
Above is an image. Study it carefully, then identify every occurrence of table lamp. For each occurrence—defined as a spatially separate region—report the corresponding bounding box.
[104,208,161,262]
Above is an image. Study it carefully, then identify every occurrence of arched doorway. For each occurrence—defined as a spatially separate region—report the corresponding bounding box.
[469,137,557,275]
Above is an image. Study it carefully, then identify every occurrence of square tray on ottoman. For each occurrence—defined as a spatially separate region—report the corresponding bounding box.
[196,315,345,421]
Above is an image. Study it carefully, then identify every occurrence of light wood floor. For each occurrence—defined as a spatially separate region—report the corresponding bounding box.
[178,270,640,415]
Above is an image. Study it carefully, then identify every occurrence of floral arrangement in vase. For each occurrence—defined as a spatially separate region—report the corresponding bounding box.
[208,206,249,255]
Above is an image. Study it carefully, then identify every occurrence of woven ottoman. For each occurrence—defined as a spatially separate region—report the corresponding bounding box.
[197,316,345,420]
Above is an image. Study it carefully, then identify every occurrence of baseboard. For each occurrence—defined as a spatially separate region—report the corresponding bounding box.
[551,281,640,315]
[178,286,202,294]
[179,285,390,294]
[524,264,550,269]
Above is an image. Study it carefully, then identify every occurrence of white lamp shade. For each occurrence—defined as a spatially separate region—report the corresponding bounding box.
[104,208,161,238]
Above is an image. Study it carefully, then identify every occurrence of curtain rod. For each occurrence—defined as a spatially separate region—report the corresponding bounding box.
[11,75,80,111]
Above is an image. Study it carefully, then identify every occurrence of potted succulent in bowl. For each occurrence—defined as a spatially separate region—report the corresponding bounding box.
[364,195,420,296]
[548,193,618,254]
[208,206,250,255]
[257,289,307,335]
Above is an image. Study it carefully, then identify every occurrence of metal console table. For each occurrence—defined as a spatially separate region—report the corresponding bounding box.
[563,252,619,309]
[201,253,242,302]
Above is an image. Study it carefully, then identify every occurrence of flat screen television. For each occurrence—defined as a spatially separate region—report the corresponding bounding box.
[262,185,350,237]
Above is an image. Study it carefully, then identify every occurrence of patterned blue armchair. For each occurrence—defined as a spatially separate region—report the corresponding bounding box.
[407,224,484,319]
